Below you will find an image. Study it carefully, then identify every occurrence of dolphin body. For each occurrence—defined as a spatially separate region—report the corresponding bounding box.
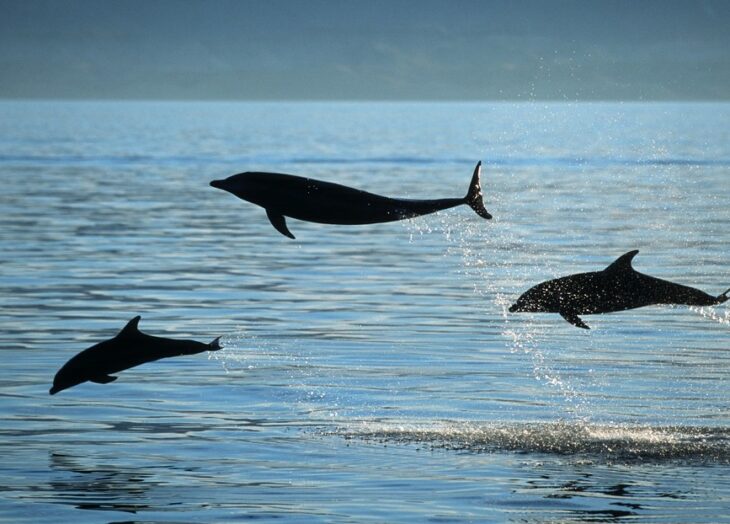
[509,250,729,329]
[209,162,491,239]
[49,316,222,395]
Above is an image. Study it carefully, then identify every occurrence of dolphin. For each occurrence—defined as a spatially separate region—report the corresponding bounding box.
[209,161,491,239]
[49,316,222,395]
[509,250,729,329]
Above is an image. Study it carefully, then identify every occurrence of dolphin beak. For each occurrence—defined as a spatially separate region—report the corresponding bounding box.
[49,385,60,395]
[210,179,225,189]
[508,304,518,313]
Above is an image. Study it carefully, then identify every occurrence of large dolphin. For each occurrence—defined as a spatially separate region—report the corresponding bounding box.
[509,250,729,329]
[49,316,222,395]
[209,161,491,239]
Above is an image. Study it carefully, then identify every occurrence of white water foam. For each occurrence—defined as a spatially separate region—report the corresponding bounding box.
[336,420,730,463]
[689,305,730,326]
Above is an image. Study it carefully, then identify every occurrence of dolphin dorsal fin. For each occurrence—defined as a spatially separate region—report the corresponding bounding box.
[117,315,142,338]
[604,250,639,274]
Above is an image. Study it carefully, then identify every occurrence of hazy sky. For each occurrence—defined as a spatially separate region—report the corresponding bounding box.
[1,0,729,100]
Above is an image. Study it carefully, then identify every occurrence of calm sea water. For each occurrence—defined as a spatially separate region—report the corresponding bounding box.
[0,101,728,522]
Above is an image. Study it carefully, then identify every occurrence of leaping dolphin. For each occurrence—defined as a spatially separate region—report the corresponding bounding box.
[509,250,729,329]
[49,316,222,394]
[209,161,491,239]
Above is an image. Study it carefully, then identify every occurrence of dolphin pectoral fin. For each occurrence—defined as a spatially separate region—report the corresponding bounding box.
[266,209,295,239]
[560,311,590,329]
[90,375,118,384]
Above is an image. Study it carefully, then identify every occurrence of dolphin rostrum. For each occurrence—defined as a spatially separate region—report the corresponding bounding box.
[49,316,222,394]
[209,161,491,239]
[509,250,729,329]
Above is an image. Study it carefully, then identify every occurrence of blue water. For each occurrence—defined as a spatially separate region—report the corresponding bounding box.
[0,101,728,522]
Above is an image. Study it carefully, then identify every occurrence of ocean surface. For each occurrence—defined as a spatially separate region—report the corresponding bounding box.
[0,100,728,522]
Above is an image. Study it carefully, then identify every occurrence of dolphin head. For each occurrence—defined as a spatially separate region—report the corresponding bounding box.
[49,357,87,395]
[210,172,268,207]
[49,338,113,395]
[210,172,256,196]
[49,380,70,395]
[509,282,561,313]
[210,175,247,196]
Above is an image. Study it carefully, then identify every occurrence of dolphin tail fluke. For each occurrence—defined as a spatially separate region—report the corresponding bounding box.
[717,288,730,304]
[464,161,492,220]
[209,336,223,351]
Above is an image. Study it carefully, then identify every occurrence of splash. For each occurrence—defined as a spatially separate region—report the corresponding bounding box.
[208,331,346,415]
[208,331,313,377]
[405,212,595,421]
[336,420,730,463]
[689,305,730,325]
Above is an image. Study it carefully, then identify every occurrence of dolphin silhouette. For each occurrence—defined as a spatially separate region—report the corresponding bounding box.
[509,250,729,329]
[49,316,222,395]
[209,161,491,239]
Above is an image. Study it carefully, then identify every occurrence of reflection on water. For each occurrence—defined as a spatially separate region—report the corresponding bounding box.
[48,452,153,513]
[527,476,643,522]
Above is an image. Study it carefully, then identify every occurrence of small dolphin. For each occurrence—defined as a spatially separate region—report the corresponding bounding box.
[210,161,491,239]
[509,250,729,329]
[49,316,222,395]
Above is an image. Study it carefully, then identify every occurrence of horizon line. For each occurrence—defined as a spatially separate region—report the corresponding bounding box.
[2,97,730,104]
